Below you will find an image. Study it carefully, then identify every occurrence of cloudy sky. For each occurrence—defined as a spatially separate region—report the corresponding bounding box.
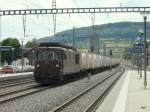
[0,0,150,42]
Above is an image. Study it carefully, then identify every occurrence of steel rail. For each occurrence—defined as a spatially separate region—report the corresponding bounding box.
[0,85,50,103]
[0,79,35,89]
[49,67,123,112]
[0,75,33,85]
[0,80,61,103]
[83,67,125,112]
[0,84,39,98]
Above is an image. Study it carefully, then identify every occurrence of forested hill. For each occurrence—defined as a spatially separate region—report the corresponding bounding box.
[38,22,150,43]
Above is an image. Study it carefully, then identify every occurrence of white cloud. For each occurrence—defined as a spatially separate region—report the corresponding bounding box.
[0,0,150,41]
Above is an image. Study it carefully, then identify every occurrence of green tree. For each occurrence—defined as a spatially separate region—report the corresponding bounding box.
[25,38,39,65]
[1,38,21,64]
[25,38,39,48]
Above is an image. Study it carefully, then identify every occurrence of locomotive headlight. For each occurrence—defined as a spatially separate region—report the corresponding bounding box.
[56,64,59,67]
[36,64,40,68]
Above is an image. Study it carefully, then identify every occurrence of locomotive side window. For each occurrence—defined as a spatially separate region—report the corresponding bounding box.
[63,52,67,60]
[75,54,80,64]
[55,51,61,60]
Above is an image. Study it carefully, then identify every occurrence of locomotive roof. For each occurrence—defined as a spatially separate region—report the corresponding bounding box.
[38,43,76,51]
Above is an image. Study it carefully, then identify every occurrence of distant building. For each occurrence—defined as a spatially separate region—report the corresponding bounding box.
[12,58,29,66]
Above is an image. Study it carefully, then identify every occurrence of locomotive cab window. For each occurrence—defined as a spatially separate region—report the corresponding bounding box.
[47,51,54,60]
[36,50,55,61]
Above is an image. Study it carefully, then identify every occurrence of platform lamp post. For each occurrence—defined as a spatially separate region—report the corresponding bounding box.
[141,12,149,88]
[139,29,144,78]
[131,40,134,69]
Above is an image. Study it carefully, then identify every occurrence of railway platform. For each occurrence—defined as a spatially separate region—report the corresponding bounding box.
[97,69,150,112]
[0,72,33,81]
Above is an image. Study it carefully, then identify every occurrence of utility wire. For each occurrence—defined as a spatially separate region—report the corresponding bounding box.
[71,0,91,23]
[71,0,97,34]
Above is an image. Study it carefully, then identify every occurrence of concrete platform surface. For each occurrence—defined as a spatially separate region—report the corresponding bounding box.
[0,72,33,81]
[126,70,150,112]
[0,72,33,78]
[97,70,150,112]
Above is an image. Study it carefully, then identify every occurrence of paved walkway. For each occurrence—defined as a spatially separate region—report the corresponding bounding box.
[97,70,150,112]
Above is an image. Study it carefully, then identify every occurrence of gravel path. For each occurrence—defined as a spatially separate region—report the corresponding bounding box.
[0,68,119,112]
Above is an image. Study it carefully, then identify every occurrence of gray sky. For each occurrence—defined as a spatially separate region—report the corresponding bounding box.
[0,0,150,42]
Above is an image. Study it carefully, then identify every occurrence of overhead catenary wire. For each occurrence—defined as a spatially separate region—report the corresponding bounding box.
[68,14,76,27]
[71,0,98,35]
[71,0,91,23]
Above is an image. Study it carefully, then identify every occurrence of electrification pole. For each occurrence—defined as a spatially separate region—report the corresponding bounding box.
[52,0,57,36]
[21,40,24,72]
[72,26,75,48]
[22,15,26,72]
[131,40,134,69]
[91,13,95,33]
[103,44,106,67]
[109,49,112,70]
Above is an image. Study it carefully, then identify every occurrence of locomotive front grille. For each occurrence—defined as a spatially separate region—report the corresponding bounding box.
[34,61,62,78]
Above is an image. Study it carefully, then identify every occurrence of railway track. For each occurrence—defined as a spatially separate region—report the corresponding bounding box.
[0,78,35,89]
[0,75,33,84]
[0,84,49,103]
[0,78,62,104]
[83,67,125,112]
[49,67,124,112]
